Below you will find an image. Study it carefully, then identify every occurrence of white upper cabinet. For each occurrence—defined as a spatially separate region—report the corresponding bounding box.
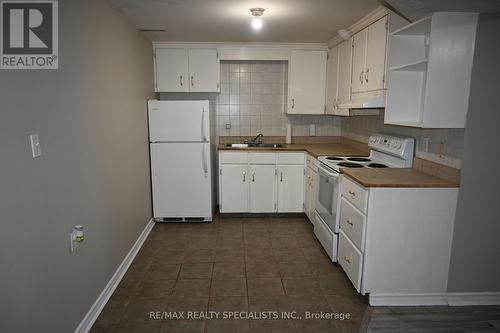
[155,48,188,92]
[351,29,368,94]
[287,49,327,114]
[365,16,388,92]
[351,16,388,95]
[337,41,353,110]
[326,45,340,114]
[326,40,353,116]
[385,13,478,128]
[187,48,220,92]
[154,47,220,93]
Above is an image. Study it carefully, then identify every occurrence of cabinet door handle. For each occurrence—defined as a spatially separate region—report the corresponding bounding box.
[346,218,353,226]
[191,75,194,87]
[280,172,283,182]
[348,190,356,197]
[252,172,255,182]
[242,171,246,182]
[179,75,183,86]
[365,68,369,83]
[343,256,351,264]
[291,98,295,109]
[359,70,364,84]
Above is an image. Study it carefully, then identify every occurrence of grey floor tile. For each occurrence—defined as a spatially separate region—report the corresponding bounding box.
[211,278,247,297]
[178,263,213,279]
[247,277,285,297]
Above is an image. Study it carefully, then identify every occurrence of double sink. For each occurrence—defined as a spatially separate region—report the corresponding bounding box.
[225,143,284,148]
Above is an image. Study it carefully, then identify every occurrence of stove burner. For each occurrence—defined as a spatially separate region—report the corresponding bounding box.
[368,163,388,168]
[325,157,344,161]
[337,162,364,168]
[347,157,371,162]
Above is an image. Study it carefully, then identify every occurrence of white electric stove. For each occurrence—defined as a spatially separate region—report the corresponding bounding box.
[318,134,415,173]
[314,134,415,262]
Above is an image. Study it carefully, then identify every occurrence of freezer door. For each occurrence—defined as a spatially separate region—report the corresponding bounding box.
[148,100,209,142]
[150,142,212,219]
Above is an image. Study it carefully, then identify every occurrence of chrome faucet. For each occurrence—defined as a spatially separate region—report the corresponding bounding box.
[250,133,264,145]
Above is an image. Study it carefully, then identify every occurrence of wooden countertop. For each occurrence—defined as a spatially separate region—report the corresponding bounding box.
[341,168,460,188]
[218,143,369,158]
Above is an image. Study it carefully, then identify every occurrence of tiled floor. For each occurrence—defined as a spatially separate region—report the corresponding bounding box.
[90,215,500,333]
[90,215,368,333]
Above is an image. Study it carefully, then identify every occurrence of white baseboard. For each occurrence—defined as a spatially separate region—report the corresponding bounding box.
[74,218,155,333]
[369,292,500,306]
[448,292,500,306]
[369,293,448,306]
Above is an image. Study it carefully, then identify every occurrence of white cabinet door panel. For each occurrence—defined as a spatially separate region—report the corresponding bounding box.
[155,48,188,92]
[188,48,219,92]
[337,40,353,106]
[249,165,276,213]
[351,30,367,94]
[277,165,304,212]
[365,16,388,91]
[326,45,340,114]
[220,165,248,213]
[288,50,327,114]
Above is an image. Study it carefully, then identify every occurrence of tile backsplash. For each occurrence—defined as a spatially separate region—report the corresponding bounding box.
[341,111,465,168]
[215,61,341,137]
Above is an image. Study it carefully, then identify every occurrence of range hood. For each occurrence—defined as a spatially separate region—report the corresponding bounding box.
[337,90,385,110]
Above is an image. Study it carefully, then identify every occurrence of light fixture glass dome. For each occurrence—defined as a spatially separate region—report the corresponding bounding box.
[250,7,265,31]
[252,18,263,30]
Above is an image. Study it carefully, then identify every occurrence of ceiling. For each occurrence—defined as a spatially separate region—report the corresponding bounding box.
[384,0,500,20]
[107,0,380,43]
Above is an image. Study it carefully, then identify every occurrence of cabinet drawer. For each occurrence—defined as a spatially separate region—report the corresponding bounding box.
[340,198,366,251]
[277,152,304,165]
[341,176,368,213]
[249,152,276,164]
[220,152,248,164]
[338,229,363,292]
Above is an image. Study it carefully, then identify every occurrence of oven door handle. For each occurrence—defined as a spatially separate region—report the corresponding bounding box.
[318,164,340,181]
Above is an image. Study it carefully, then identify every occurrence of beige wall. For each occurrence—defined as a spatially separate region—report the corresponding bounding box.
[0,0,154,332]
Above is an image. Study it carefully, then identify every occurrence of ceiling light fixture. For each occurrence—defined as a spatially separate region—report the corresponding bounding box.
[250,7,265,30]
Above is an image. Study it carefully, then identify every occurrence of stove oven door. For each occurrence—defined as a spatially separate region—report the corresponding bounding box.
[316,164,340,233]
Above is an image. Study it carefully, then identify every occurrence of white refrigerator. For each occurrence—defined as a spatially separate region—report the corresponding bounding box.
[148,100,213,222]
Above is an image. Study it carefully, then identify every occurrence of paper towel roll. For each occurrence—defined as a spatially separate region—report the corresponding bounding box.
[286,123,292,144]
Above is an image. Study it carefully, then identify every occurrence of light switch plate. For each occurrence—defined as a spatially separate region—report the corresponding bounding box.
[30,133,42,158]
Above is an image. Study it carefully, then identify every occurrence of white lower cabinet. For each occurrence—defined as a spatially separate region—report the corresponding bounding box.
[277,165,304,213]
[249,165,276,213]
[338,175,460,306]
[304,154,319,221]
[338,229,363,292]
[219,165,248,213]
[219,151,304,213]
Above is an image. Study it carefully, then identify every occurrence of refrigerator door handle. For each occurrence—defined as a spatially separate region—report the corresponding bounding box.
[201,108,208,142]
[202,143,209,177]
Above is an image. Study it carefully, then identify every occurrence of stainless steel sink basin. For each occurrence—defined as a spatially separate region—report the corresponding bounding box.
[253,143,284,148]
[224,143,284,148]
